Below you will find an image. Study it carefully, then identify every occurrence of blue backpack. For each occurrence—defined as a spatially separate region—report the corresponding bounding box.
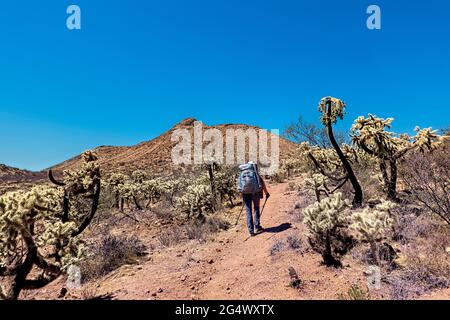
[238,163,262,194]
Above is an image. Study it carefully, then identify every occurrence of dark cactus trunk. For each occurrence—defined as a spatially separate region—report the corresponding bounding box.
[370,241,380,266]
[208,164,217,210]
[379,158,398,201]
[387,158,398,201]
[325,101,363,207]
[120,198,124,212]
[133,196,142,210]
[322,232,342,268]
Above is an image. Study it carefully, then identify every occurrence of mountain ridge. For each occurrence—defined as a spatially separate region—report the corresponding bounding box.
[50,118,297,175]
[1,118,297,182]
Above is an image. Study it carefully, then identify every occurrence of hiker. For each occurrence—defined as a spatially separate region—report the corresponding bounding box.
[237,161,270,236]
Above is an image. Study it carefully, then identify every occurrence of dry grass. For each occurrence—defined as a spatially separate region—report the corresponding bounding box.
[157,228,184,247]
[80,233,147,282]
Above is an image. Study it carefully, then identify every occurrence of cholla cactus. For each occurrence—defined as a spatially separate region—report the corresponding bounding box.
[303,193,352,267]
[214,169,239,207]
[304,192,351,234]
[350,201,395,264]
[105,172,191,211]
[131,170,149,183]
[281,158,305,178]
[176,183,215,219]
[140,178,167,206]
[304,173,329,201]
[318,97,346,126]
[314,97,363,207]
[351,114,442,200]
[105,173,132,211]
[159,178,189,207]
[0,151,100,300]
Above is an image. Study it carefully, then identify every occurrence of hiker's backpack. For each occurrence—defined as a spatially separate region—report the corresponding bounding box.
[237,163,262,194]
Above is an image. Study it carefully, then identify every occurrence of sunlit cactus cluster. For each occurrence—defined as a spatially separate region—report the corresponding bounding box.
[104,172,188,211]
[175,165,239,218]
[0,150,100,300]
[176,182,215,218]
[351,201,395,241]
[303,192,352,267]
[351,114,443,200]
[303,192,351,234]
[350,200,395,264]
[281,158,305,178]
[318,97,346,126]
[304,173,329,201]
[102,164,238,219]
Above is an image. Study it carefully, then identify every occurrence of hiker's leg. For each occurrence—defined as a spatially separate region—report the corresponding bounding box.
[243,194,254,234]
[253,194,261,228]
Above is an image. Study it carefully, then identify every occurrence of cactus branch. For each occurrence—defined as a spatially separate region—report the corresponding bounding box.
[323,99,363,207]
[307,152,348,182]
[48,170,65,186]
[72,178,100,237]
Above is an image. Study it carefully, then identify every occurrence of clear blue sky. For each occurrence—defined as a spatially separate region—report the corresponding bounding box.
[0,0,449,171]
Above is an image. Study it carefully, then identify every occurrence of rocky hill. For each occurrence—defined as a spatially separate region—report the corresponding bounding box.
[0,164,46,194]
[50,118,297,175]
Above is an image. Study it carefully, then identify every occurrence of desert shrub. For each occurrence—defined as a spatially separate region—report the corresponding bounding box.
[287,181,297,191]
[148,205,175,222]
[303,192,355,267]
[270,240,285,255]
[387,275,422,300]
[157,228,184,247]
[390,206,440,244]
[184,217,229,241]
[401,146,450,225]
[184,223,206,240]
[204,216,230,232]
[80,286,99,300]
[386,227,450,299]
[269,170,286,183]
[286,234,303,250]
[337,284,370,300]
[80,234,146,282]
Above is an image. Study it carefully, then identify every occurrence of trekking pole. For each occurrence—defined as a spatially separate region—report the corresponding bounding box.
[260,197,269,217]
[234,202,245,226]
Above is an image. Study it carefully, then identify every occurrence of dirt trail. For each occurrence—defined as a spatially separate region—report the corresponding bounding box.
[68,180,369,300]
[23,179,450,300]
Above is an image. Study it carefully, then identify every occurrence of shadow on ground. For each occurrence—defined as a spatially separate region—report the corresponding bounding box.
[259,222,292,235]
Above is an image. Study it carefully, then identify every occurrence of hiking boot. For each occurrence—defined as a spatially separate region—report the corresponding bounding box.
[255,226,264,233]
[249,232,256,237]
